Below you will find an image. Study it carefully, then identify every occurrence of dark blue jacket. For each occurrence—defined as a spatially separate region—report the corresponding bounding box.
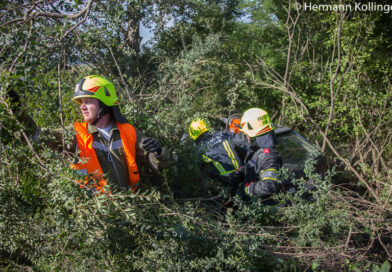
[197,131,249,182]
[243,131,283,198]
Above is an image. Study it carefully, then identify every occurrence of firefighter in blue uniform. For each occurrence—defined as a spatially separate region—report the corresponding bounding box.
[238,108,283,199]
[188,118,248,189]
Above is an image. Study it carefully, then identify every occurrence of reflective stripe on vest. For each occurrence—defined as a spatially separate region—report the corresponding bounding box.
[202,155,236,177]
[222,140,239,169]
[259,168,278,182]
[71,121,140,193]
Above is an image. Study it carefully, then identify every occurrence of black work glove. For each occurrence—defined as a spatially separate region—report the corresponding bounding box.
[235,182,250,201]
[228,168,244,189]
[140,137,162,155]
[250,179,278,198]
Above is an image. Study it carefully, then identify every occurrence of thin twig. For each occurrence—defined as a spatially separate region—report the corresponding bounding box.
[57,46,65,153]
[0,94,47,170]
[60,1,93,41]
[322,8,344,152]
[0,0,94,28]
[9,22,32,73]
[345,227,352,251]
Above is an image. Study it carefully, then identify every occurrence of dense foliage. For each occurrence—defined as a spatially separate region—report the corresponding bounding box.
[1,0,391,271]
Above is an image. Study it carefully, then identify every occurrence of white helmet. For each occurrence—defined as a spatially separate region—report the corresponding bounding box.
[240,108,274,137]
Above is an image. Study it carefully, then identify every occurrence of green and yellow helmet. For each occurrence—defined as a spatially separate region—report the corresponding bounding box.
[189,118,210,140]
[72,75,118,106]
[240,108,274,137]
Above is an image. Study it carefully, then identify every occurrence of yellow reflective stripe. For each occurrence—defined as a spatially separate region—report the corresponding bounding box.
[245,185,252,196]
[223,140,239,169]
[222,169,236,176]
[225,141,239,169]
[213,161,236,176]
[262,177,278,181]
[203,155,235,176]
[260,168,278,173]
[212,161,226,175]
[202,155,212,163]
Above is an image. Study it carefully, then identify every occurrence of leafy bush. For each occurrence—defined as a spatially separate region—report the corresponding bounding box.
[1,0,391,270]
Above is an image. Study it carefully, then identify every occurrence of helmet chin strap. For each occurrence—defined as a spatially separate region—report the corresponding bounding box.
[92,101,112,126]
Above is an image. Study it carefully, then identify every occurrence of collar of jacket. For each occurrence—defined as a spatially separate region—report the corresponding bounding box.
[196,131,213,145]
[255,131,276,148]
[87,118,119,135]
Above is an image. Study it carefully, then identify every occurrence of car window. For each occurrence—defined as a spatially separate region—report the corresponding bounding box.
[276,131,317,171]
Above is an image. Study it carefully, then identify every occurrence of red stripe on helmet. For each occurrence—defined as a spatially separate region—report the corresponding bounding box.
[88,86,101,93]
[255,127,272,136]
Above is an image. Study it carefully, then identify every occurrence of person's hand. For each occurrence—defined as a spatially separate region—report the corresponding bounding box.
[140,137,162,155]
[228,169,244,188]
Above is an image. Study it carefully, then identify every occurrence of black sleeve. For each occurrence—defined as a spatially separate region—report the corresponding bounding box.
[252,147,282,174]
[243,147,282,183]
[231,133,250,161]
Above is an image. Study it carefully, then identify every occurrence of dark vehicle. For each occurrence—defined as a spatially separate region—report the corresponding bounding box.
[274,126,327,178]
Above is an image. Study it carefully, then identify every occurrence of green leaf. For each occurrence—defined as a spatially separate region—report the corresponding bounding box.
[380,261,391,272]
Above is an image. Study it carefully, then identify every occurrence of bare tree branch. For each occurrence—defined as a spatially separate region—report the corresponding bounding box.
[322,8,344,152]
[0,0,94,28]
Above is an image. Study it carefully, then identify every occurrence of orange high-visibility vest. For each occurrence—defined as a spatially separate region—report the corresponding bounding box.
[71,121,140,193]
